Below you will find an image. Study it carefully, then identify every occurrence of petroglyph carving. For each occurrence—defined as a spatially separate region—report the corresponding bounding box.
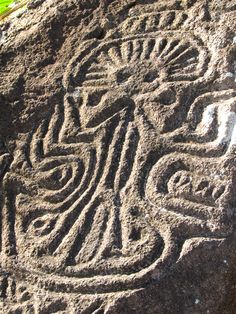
[119,11,189,35]
[1,1,236,310]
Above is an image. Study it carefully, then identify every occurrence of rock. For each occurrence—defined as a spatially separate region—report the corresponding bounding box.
[0,0,236,313]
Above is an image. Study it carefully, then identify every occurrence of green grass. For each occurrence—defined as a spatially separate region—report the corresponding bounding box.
[0,0,28,20]
[0,0,16,15]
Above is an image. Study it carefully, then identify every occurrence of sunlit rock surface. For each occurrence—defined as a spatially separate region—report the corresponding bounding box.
[0,0,236,313]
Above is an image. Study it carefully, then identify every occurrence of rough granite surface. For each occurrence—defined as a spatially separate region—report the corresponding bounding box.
[0,0,236,313]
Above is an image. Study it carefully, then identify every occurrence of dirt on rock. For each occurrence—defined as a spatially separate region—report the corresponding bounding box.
[0,0,236,313]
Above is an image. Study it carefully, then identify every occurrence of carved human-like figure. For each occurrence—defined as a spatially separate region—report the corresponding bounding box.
[1,17,235,295]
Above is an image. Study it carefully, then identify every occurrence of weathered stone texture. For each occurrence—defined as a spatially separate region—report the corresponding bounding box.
[0,0,236,313]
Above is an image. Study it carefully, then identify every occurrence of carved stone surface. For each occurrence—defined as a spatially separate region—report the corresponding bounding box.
[0,0,236,313]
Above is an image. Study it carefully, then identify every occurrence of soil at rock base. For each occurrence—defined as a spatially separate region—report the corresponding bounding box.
[0,0,236,313]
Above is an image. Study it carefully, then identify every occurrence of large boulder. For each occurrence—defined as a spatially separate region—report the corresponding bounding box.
[0,0,236,313]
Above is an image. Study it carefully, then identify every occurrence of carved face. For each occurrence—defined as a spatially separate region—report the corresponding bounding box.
[66,34,208,131]
[2,22,236,296]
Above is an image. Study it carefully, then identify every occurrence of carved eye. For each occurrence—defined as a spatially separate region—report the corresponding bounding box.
[87,89,107,107]
[156,88,176,106]
[31,215,57,236]
[168,170,192,195]
[116,68,132,84]
[143,70,159,82]
[195,180,209,191]
[212,186,225,201]
[129,227,141,241]
[33,220,45,229]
